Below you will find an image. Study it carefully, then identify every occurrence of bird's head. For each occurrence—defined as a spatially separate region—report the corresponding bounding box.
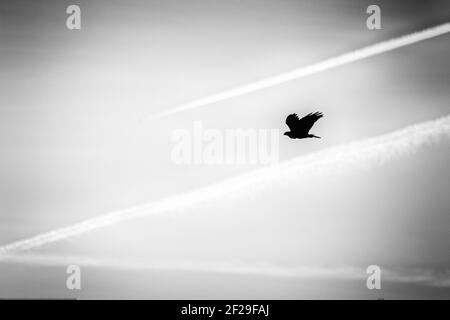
[283,131,290,137]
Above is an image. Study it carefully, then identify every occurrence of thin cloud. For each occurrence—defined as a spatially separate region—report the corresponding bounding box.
[2,253,449,288]
[146,23,450,119]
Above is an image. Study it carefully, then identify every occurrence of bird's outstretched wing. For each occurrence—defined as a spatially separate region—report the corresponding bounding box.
[285,113,300,132]
[296,112,323,134]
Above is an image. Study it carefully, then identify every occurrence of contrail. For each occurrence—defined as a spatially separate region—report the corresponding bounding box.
[146,23,450,119]
[2,253,450,288]
[0,115,449,256]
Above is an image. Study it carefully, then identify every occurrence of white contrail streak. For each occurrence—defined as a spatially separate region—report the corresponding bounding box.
[2,253,450,288]
[146,23,450,119]
[0,115,449,256]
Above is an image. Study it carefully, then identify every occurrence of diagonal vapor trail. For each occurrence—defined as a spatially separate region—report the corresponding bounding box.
[146,23,450,120]
[0,115,450,257]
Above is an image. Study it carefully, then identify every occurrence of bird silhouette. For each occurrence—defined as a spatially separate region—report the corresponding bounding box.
[284,112,323,139]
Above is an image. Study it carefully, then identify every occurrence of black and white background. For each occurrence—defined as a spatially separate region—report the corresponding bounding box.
[0,0,449,299]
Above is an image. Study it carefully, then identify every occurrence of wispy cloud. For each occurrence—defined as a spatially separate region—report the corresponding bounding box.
[0,115,449,256]
[146,23,450,119]
[2,253,449,288]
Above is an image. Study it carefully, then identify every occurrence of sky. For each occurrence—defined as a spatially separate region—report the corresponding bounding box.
[0,0,449,298]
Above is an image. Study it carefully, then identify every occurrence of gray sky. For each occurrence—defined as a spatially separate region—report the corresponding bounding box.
[0,0,449,298]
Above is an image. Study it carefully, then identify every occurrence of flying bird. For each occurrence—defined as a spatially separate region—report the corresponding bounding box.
[284,112,323,139]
